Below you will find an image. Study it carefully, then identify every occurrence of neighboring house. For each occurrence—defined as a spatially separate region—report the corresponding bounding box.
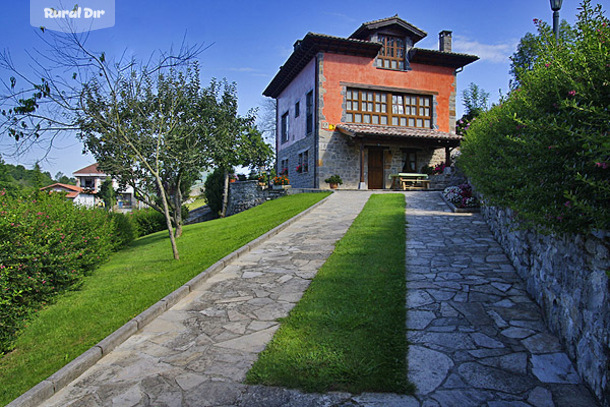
[39,183,96,207]
[72,163,144,211]
[264,15,478,189]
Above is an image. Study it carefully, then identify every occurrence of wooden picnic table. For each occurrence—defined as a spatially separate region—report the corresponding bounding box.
[389,173,430,190]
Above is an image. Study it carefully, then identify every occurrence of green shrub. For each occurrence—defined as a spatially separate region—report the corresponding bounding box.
[460,1,610,234]
[0,191,116,353]
[128,208,166,237]
[204,167,227,216]
[107,212,137,249]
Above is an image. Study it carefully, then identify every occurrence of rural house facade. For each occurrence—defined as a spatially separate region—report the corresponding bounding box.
[264,16,478,189]
[72,163,144,210]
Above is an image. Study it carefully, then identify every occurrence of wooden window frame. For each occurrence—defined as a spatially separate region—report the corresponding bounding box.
[281,111,289,143]
[377,34,406,70]
[306,91,313,135]
[345,88,432,129]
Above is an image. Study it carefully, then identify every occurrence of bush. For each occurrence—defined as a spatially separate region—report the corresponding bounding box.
[0,191,117,353]
[128,208,166,237]
[459,1,610,234]
[204,167,227,216]
[107,212,137,249]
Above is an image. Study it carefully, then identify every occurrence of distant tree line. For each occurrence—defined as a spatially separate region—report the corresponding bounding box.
[0,158,76,194]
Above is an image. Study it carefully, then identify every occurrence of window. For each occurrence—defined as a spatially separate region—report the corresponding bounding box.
[297,150,309,174]
[295,101,300,118]
[377,34,406,70]
[281,111,289,143]
[280,159,288,175]
[402,151,417,173]
[306,91,313,135]
[345,88,431,128]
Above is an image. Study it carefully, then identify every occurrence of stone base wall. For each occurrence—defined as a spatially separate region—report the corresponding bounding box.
[482,204,610,406]
[277,136,316,188]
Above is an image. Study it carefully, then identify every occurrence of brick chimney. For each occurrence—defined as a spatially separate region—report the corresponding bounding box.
[439,30,452,52]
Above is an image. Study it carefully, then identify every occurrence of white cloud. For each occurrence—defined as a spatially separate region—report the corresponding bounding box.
[453,35,518,64]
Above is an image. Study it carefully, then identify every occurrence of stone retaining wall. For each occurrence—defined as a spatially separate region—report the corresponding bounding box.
[226,180,325,217]
[482,204,610,406]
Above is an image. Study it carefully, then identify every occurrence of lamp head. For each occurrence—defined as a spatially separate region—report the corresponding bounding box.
[550,0,563,12]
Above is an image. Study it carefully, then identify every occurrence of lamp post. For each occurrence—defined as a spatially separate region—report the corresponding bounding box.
[550,0,563,42]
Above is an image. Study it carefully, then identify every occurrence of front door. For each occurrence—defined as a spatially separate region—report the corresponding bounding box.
[368,148,384,189]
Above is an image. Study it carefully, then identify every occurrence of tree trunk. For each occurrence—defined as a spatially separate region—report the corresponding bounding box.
[174,181,183,238]
[221,170,229,218]
[155,176,180,260]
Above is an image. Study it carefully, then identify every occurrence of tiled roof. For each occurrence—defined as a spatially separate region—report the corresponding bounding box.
[40,183,84,199]
[73,163,104,175]
[337,123,462,143]
[410,48,479,69]
[350,15,427,43]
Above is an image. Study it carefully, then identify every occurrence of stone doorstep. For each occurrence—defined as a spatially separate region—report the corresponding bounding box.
[7,193,333,407]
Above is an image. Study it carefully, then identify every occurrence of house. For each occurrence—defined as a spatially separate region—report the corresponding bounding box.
[264,15,478,189]
[72,163,144,210]
[39,182,96,207]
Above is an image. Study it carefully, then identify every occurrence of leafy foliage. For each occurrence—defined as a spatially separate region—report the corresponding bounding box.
[204,167,227,216]
[456,83,489,137]
[0,191,133,354]
[460,1,610,234]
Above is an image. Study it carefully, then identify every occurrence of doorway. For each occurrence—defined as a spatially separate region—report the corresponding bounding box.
[368,148,384,189]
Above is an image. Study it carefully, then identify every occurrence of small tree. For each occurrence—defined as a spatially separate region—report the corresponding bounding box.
[96,178,116,211]
[456,83,489,137]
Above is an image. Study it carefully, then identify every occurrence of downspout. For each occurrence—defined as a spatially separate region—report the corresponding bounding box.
[275,98,279,175]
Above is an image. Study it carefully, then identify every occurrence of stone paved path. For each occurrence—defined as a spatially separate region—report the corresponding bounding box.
[404,191,599,407]
[41,191,376,407]
[35,191,600,407]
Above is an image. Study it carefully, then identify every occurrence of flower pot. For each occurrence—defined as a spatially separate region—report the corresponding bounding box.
[329,183,338,190]
[272,184,291,190]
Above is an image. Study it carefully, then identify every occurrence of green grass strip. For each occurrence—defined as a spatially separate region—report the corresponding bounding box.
[0,192,329,406]
[246,193,412,394]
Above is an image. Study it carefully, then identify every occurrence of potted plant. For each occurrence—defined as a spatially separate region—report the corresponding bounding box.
[324,175,343,189]
[272,175,291,189]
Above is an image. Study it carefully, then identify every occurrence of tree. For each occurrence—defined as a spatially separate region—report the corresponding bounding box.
[509,19,575,86]
[1,28,204,260]
[456,83,489,137]
[201,80,274,217]
[96,178,116,211]
[0,157,19,196]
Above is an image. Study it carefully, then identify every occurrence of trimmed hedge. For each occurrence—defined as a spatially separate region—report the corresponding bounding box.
[459,1,610,235]
[0,191,134,354]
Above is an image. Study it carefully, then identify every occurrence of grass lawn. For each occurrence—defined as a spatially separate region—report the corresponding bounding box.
[246,193,412,394]
[186,196,207,211]
[0,192,329,406]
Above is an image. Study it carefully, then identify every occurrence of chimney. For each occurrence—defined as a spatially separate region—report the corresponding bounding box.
[439,30,452,52]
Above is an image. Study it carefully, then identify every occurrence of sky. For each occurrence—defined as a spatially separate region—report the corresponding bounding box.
[0,0,587,178]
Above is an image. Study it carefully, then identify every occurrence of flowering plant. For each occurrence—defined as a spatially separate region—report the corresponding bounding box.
[443,183,479,208]
[296,164,303,173]
[280,168,288,176]
[431,162,447,175]
[273,175,290,185]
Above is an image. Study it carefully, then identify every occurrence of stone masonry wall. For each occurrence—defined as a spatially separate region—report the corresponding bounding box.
[482,204,610,406]
[277,136,316,188]
[226,181,284,217]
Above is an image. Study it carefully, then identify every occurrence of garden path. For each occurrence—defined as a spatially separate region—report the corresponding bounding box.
[21,191,600,407]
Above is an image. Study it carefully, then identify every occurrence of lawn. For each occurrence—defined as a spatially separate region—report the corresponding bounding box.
[246,193,412,394]
[0,192,329,406]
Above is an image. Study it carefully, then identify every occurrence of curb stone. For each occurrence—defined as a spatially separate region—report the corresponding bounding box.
[7,192,333,407]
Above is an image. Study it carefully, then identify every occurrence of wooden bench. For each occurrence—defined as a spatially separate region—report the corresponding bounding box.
[389,173,430,190]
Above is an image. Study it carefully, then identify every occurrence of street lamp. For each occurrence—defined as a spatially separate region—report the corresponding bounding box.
[550,0,563,42]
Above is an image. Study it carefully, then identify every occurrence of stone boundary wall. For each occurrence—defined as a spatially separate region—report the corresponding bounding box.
[226,180,326,217]
[482,204,610,406]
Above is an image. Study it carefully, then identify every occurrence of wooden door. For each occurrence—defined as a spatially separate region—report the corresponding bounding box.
[368,148,384,189]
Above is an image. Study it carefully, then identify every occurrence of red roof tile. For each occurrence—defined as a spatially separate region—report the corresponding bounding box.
[40,183,84,199]
[337,123,462,143]
[73,163,105,175]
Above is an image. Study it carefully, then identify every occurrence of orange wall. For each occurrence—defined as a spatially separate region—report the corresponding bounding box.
[321,53,456,132]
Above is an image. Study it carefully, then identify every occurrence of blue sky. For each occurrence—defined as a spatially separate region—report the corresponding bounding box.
[0,0,586,177]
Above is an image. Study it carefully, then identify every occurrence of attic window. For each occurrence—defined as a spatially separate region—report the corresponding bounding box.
[377,34,405,70]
